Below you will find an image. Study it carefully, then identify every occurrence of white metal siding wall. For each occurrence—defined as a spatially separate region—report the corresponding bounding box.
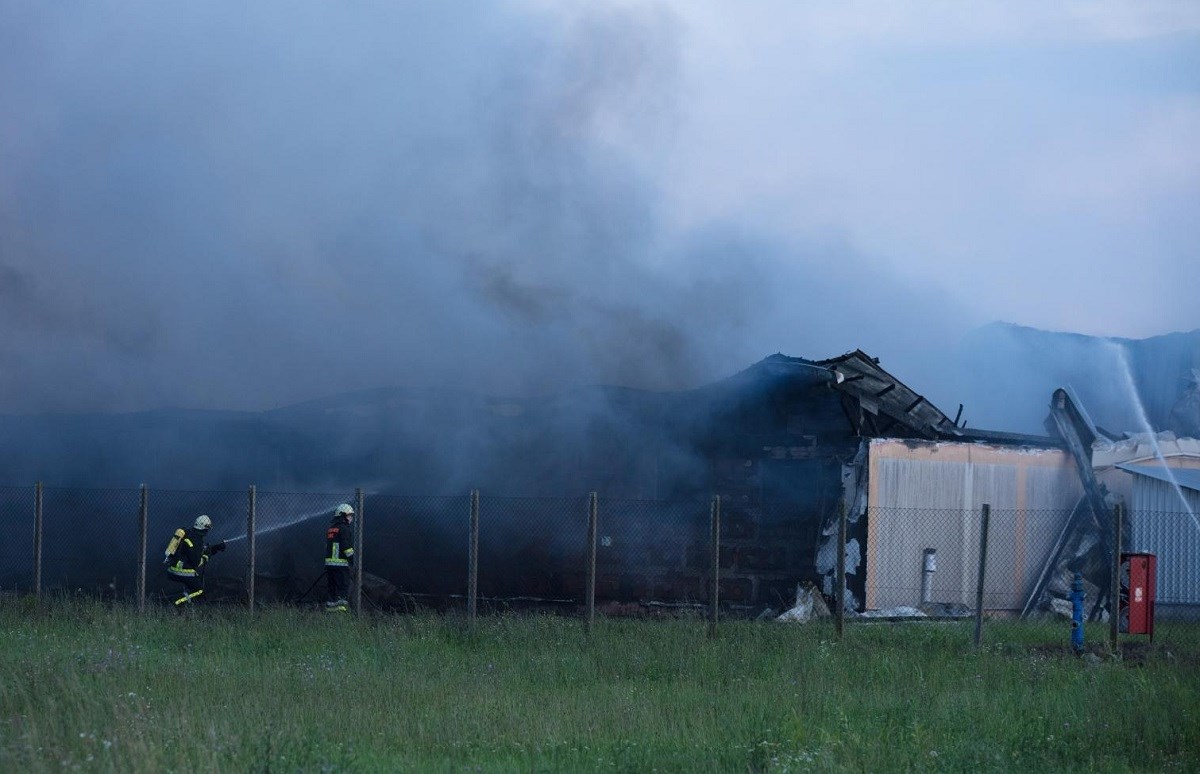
[867,441,1080,611]
[1129,477,1200,605]
[870,458,1009,608]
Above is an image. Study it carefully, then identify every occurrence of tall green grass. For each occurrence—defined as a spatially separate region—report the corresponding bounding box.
[1,598,1197,772]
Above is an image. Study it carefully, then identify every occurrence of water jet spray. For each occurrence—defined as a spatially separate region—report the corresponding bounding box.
[1109,341,1200,533]
[220,504,340,544]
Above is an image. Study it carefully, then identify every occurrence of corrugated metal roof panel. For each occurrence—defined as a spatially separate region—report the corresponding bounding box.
[820,350,954,439]
[1116,463,1200,493]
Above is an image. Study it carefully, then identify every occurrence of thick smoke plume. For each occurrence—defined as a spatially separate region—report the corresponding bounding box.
[0,2,974,418]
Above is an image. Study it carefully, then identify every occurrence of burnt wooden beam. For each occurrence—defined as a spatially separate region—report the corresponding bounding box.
[904,395,925,413]
[837,394,863,436]
[874,383,896,398]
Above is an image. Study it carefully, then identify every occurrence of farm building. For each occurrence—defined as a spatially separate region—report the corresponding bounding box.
[321,349,1082,614]
[11,347,1198,620]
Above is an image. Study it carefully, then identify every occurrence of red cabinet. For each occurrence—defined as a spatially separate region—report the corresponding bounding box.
[1119,553,1157,640]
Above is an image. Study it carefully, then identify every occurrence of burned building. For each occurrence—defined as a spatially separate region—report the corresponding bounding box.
[11,345,1194,620]
[0,349,960,607]
[278,349,1073,614]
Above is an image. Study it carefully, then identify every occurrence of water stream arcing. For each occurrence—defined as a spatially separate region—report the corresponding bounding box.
[1109,341,1200,533]
[222,503,344,543]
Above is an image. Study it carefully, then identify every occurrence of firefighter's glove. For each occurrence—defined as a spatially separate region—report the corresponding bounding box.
[210,541,227,555]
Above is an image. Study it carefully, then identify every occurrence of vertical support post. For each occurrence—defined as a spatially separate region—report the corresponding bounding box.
[353,488,364,616]
[585,492,598,636]
[708,494,720,639]
[1110,502,1123,652]
[468,489,479,627]
[137,485,148,613]
[33,481,43,600]
[836,500,847,640]
[973,503,991,648]
[247,485,256,613]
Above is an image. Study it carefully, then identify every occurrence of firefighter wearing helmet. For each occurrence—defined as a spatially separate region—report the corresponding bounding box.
[324,503,355,612]
[164,514,226,608]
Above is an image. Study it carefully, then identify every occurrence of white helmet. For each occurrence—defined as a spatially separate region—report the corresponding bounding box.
[194,514,212,531]
[336,503,354,517]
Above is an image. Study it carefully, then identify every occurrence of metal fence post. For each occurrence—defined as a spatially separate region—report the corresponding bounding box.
[836,500,847,640]
[586,492,597,635]
[973,503,991,648]
[137,485,148,613]
[33,481,43,600]
[468,489,479,627]
[247,485,256,613]
[709,494,720,639]
[353,488,364,616]
[1110,502,1123,652]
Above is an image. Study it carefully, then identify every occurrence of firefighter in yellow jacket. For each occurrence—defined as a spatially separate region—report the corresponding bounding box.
[164,514,225,608]
[324,503,355,612]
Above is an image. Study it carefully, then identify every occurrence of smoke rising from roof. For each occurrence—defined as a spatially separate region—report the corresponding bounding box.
[1,3,1196,419]
[953,323,1200,436]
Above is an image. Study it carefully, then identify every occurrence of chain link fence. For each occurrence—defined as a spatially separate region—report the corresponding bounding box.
[0,486,35,592]
[1131,509,1200,623]
[595,498,712,614]
[858,503,1199,647]
[2,485,1196,648]
[361,493,470,612]
[39,486,142,599]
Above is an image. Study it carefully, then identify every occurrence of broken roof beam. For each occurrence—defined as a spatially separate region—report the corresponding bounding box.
[1047,388,1114,547]
[820,351,951,440]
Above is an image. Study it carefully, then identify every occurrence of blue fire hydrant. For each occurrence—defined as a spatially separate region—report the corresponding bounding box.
[1071,572,1085,654]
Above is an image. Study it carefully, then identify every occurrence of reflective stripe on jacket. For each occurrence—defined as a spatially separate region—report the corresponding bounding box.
[167,529,209,577]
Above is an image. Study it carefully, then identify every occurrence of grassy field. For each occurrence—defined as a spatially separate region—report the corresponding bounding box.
[1,599,1197,772]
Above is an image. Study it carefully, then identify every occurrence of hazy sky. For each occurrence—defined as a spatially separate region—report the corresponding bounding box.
[2,1,1197,414]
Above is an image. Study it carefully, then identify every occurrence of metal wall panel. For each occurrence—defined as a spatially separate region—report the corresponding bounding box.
[866,440,1080,611]
[1129,476,1200,605]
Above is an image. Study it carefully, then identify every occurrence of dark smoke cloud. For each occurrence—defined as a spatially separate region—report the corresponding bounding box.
[0,2,974,417]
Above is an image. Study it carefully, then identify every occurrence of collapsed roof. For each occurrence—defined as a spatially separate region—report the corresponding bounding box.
[755,350,1059,447]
